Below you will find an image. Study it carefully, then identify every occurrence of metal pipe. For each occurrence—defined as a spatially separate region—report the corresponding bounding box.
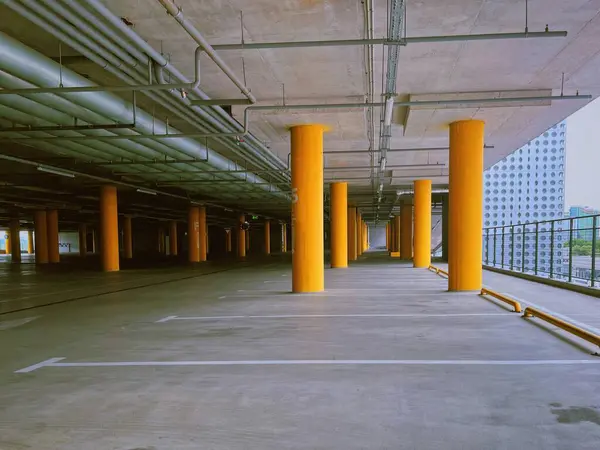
[36,0,288,178]
[324,163,444,171]
[0,29,287,198]
[156,0,257,104]
[0,152,187,200]
[5,95,590,142]
[209,31,568,51]
[324,146,494,154]
[0,46,202,95]
[0,123,136,133]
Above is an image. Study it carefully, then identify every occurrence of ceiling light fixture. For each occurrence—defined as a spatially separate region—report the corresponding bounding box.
[383,97,394,127]
[37,165,75,178]
[136,188,157,195]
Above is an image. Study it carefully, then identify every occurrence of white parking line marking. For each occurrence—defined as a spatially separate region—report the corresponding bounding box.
[15,357,66,373]
[16,358,600,373]
[0,316,40,330]
[155,315,177,323]
[160,313,511,321]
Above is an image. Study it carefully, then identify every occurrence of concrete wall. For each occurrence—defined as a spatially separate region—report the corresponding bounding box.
[58,232,79,253]
[369,225,387,249]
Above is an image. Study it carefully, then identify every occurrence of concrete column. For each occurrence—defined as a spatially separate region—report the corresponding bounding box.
[291,124,324,292]
[123,217,133,259]
[170,221,178,256]
[413,180,432,268]
[92,229,98,254]
[330,182,348,268]
[264,220,271,255]
[401,204,413,260]
[238,214,246,257]
[188,206,200,262]
[34,211,48,264]
[448,120,485,291]
[441,193,449,263]
[27,230,34,254]
[348,207,357,261]
[78,223,87,257]
[199,206,207,262]
[100,186,119,272]
[47,209,59,263]
[9,219,20,263]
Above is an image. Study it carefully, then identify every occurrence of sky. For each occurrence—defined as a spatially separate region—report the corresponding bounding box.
[565,98,600,211]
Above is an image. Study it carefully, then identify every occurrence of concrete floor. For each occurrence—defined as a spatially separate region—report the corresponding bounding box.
[1,252,600,449]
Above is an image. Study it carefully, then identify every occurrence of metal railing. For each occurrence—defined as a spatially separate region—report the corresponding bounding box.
[483,214,600,288]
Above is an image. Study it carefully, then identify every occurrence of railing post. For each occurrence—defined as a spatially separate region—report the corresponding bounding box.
[549,221,555,278]
[493,228,497,267]
[534,222,539,275]
[521,223,526,273]
[568,218,574,283]
[591,216,597,287]
[511,225,515,271]
[501,226,505,268]
[485,228,489,265]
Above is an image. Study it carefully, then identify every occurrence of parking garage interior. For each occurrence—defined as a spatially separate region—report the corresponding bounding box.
[1,1,600,448]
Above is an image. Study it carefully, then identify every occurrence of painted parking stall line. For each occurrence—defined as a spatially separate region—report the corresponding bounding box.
[16,357,600,373]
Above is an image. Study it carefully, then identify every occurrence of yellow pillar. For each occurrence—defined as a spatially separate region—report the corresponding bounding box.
[357,218,361,256]
[100,186,119,272]
[27,230,34,254]
[4,231,10,255]
[78,223,87,257]
[413,179,432,268]
[170,221,178,256]
[385,222,390,251]
[47,209,59,263]
[34,211,48,264]
[188,207,200,262]
[10,219,20,263]
[363,222,368,252]
[238,214,246,257]
[226,228,232,253]
[199,206,207,262]
[123,217,133,259]
[291,124,324,292]
[206,225,209,255]
[246,229,250,252]
[264,220,271,255]
[348,206,357,261]
[400,204,413,260]
[158,227,165,254]
[330,182,348,268]
[281,223,287,252]
[394,215,401,253]
[449,120,485,291]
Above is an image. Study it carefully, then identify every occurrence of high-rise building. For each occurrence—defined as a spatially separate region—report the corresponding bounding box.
[483,121,567,278]
[568,206,600,239]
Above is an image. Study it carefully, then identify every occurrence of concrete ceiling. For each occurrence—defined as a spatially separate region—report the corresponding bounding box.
[1,0,600,222]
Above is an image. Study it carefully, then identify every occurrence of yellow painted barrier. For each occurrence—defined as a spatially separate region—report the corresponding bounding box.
[523,307,600,348]
[428,265,448,278]
[390,251,400,258]
[480,288,522,313]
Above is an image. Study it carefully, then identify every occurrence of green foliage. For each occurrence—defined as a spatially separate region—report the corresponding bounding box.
[568,238,600,256]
